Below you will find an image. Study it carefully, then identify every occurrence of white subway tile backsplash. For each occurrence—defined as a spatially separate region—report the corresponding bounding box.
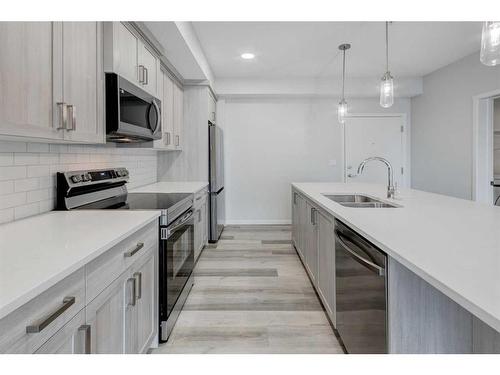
[14,153,40,165]
[0,181,14,195]
[27,143,50,153]
[0,208,14,224]
[15,178,39,192]
[0,141,158,223]
[0,141,27,152]
[0,153,14,166]
[0,166,26,181]
[14,202,40,220]
[0,192,26,209]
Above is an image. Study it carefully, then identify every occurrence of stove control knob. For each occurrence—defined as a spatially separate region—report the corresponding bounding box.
[122,170,129,176]
[82,173,91,182]
[71,175,82,183]
[116,170,122,177]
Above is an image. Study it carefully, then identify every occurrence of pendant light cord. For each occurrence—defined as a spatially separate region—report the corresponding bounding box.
[342,49,346,100]
[385,21,389,73]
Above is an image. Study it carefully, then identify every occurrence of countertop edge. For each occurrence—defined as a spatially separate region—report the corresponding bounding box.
[0,213,160,320]
[291,183,500,333]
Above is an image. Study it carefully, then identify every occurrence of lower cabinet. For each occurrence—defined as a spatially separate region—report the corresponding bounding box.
[292,188,336,325]
[35,310,88,354]
[0,222,158,354]
[194,190,209,261]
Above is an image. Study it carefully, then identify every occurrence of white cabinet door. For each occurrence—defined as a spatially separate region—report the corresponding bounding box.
[202,196,209,246]
[292,191,299,250]
[0,22,63,141]
[194,206,203,261]
[86,271,128,354]
[61,22,104,143]
[114,22,139,84]
[173,83,183,150]
[208,93,216,123]
[305,201,318,284]
[153,71,175,150]
[139,43,158,97]
[35,310,88,354]
[296,193,306,261]
[132,248,157,354]
[317,211,335,323]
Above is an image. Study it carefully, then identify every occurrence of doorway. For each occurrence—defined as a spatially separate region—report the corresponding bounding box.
[343,115,408,187]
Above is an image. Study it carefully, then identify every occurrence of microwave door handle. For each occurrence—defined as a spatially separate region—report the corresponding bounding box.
[334,230,385,276]
[151,101,160,133]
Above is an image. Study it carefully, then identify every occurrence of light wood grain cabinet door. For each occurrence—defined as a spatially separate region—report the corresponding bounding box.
[35,310,88,354]
[139,43,158,97]
[305,201,318,284]
[0,22,63,141]
[133,248,156,354]
[173,83,183,149]
[60,22,104,143]
[114,22,139,84]
[85,271,128,354]
[317,211,335,323]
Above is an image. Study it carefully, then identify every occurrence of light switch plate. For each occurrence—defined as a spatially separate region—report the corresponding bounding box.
[328,159,337,166]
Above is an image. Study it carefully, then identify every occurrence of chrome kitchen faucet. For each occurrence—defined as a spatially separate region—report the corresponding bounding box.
[357,157,396,199]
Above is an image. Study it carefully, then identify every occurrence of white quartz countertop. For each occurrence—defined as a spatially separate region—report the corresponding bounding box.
[0,210,160,319]
[293,182,500,332]
[131,181,209,194]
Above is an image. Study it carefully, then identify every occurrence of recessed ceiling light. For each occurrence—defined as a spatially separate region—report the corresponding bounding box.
[241,52,255,60]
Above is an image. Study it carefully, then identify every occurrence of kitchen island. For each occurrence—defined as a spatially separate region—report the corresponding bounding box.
[292,182,500,354]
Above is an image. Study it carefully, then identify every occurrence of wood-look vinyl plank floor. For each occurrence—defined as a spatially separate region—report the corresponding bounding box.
[153,225,343,354]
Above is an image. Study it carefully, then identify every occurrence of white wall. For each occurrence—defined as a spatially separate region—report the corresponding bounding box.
[223,97,411,224]
[0,141,157,224]
[411,52,500,200]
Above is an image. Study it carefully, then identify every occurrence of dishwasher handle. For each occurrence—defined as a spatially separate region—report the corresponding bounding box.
[335,230,385,276]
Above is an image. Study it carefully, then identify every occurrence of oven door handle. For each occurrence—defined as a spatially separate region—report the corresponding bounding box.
[334,230,385,276]
[168,210,194,232]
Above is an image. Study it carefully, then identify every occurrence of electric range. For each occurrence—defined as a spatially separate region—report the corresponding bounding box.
[56,167,195,342]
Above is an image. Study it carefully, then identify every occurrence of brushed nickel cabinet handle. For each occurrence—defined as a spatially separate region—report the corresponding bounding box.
[56,102,67,130]
[124,242,144,257]
[78,324,91,354]
[67,104,76,131]
[26,296,75,333]
[138,65,145,84]
[164,132,171,146]
[134,272,142,300]
[144,67,148,85]
[127,277,137,306]
[176,135,180,146]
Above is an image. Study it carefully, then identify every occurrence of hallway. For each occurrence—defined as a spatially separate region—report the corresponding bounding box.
[154,225,343,354]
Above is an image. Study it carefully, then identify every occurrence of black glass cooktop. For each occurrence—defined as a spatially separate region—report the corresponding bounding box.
[125,193,191,210]
[75,192,191,210]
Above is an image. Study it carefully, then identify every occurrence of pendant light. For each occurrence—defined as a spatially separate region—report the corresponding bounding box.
[480,22,500,66]
[338,43,351,124]
[380,21,394,108]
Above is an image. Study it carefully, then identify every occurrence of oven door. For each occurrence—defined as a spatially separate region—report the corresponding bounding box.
[159,209,194,339]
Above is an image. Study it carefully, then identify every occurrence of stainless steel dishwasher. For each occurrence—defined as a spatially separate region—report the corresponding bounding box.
[334,219,388,354]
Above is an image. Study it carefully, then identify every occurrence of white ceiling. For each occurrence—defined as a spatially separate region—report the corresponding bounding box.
[191,22,483,79]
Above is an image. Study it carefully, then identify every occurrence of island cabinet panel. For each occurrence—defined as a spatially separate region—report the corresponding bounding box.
[316,210,336,325]
[473,317,500,353]
[388,257,473,353]
[35,310,87,354]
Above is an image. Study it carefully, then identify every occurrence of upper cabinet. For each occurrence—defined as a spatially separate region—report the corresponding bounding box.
[154,70,183,151]
[104,22,160,98]
[0,22,104,144]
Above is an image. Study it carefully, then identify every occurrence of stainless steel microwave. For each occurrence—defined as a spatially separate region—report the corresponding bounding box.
[105,73,161,143]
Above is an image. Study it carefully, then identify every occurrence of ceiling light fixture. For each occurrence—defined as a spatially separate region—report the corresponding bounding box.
[338,43,351,124]
[241,52,255,60]
[480,21,500,66]
[380,21,394,108]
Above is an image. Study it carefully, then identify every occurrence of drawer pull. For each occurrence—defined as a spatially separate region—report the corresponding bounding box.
[26,296,75,333]
[78,324,91,354]
[127,277,137,306]
[124,242,144,258]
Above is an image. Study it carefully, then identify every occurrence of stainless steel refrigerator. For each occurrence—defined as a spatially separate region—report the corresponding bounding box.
[208,121,225,242]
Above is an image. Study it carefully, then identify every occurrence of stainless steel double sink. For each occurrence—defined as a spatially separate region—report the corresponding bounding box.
[323,194,399,208]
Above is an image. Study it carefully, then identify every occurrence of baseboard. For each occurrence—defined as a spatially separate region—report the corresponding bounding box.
[224,219,292,225]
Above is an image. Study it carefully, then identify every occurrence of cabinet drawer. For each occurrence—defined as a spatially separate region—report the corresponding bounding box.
[194,187,208,206]
[86,221,158,304]
[0,268,85,354]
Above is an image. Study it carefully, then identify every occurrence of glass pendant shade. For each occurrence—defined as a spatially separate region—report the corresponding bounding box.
[380,72,394,108]
[480,21,500,66]
[338,99,348,124]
